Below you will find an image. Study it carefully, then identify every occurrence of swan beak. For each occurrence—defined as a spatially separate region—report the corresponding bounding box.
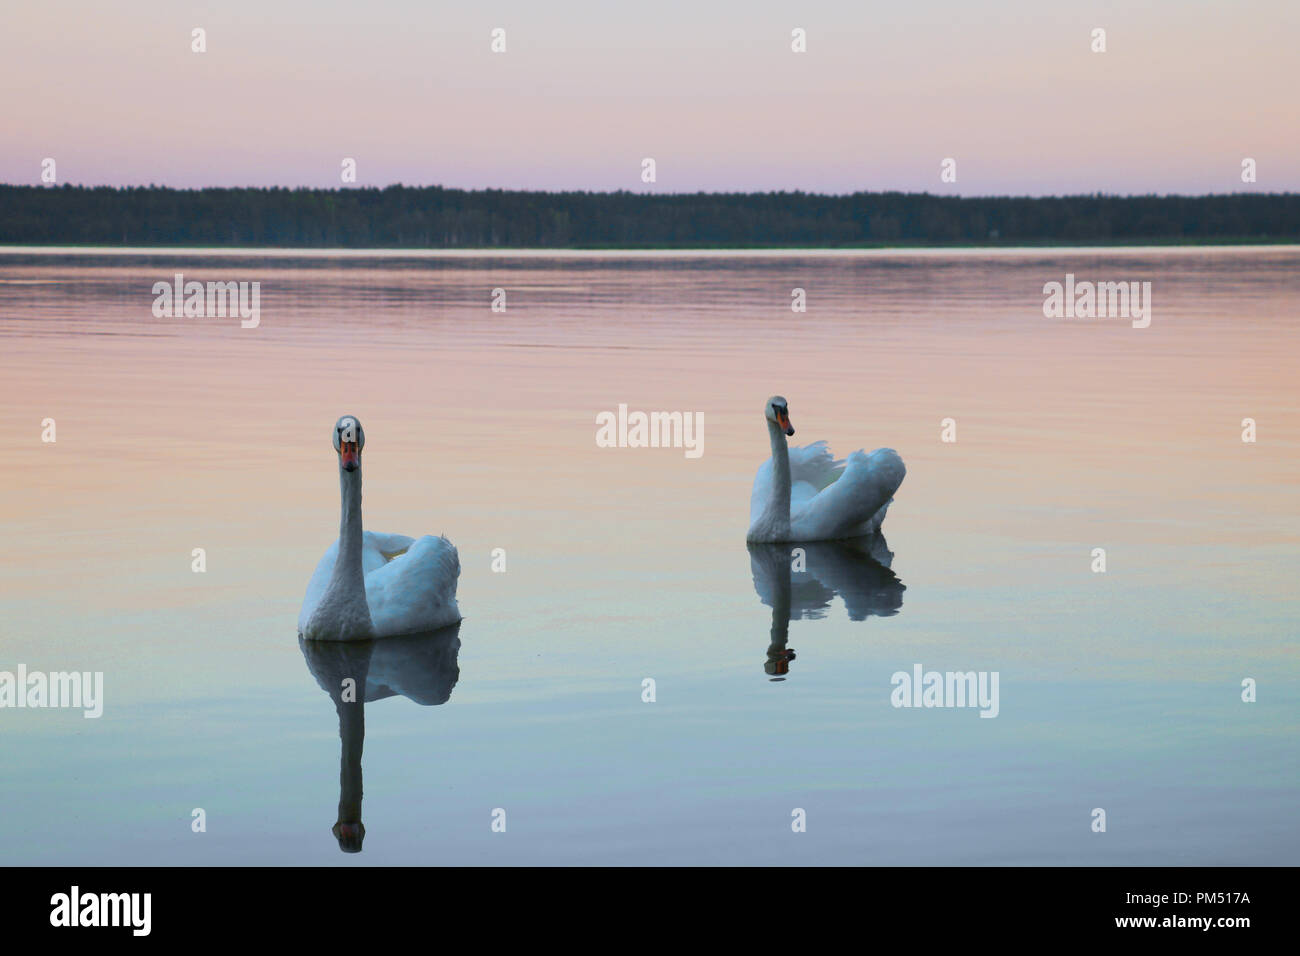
[340,441,360,472]
[777,410,794,437]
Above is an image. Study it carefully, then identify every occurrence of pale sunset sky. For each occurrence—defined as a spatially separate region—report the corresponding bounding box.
[1,0,1296,194]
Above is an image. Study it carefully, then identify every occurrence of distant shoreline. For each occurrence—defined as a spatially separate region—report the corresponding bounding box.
[4,185,1298,249]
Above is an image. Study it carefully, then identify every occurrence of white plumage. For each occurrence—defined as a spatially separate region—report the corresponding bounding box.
[747,397,906,542]
[298,532,461,639]
[299,415,461,641]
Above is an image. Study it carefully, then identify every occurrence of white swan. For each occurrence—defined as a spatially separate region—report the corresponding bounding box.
[299,415,461,641]
[747,396,906,542]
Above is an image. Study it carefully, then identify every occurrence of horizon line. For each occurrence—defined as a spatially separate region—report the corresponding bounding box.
[3,183,1295,201]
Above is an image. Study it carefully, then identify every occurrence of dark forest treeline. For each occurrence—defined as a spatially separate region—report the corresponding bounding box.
[2,184,1299,248]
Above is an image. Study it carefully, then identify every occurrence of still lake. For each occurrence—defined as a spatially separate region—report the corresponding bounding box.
[1,247,1297,865]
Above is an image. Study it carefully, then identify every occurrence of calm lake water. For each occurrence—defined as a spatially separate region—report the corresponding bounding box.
[1,247,1297,865]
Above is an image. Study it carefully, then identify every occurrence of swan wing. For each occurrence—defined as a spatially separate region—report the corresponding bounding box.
[362,531,416,564]
[364,534,461,637]
[298,540,340,633]
[790,447,906,541]
[749,441,847,525]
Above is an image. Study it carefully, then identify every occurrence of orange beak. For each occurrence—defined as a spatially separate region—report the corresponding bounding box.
[340,440,359,471]
[777,410,794,436]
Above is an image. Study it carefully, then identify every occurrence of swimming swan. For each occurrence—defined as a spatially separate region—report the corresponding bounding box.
[299,415,461,641]
[747,396,906,543]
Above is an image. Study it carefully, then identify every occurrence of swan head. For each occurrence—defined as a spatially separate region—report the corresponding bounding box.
[331,415,365,473]
[764,396,794,437]
[332,820,365,853]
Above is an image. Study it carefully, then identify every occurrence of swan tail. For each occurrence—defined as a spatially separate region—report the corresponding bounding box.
[840,447,906,535]
[416,535,461,617]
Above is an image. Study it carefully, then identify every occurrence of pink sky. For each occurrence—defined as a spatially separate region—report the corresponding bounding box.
[2,0,1297,194]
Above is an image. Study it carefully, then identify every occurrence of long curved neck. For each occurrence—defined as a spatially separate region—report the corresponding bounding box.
[331,466,365,593]
[766,419,792,534]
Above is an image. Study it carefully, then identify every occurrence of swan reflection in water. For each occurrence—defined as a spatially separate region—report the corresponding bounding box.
[299,624,461,853]
[748,535,905,680]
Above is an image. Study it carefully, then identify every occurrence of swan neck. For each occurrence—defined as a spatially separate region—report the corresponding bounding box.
[767,419,792,529]
[336,467,365,578]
